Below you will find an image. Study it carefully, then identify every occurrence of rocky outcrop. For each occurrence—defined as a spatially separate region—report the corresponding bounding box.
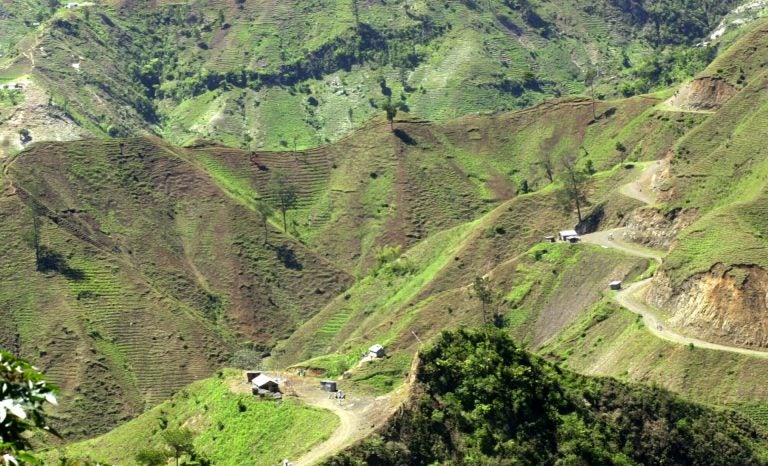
[665,77,737,111]
[623,207,697,250]
[648,264,768,348]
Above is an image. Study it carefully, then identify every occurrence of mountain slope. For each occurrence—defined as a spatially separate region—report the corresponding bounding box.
[1,137,354,438]
[622,18,768,349]
[0,0,750,155]
[327,328,768,465]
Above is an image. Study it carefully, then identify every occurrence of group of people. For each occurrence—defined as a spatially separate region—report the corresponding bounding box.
[329,389,346,405]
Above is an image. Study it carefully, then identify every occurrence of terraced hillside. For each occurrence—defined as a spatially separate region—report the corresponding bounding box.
[1,137,356,438]
[0,89,693,439]
[615,19,768,350]
[0,0,750,152]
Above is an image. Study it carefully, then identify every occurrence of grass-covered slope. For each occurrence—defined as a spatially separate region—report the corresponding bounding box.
[51,369,338,466]
[327,328,767,465]
[0,0,746,149]
[272,161,652,385]
[1,137,354,438]
[543,298,768,427]
[0,90,685,438]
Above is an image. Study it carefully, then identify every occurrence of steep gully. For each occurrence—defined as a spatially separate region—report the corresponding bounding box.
[581,163,768,359]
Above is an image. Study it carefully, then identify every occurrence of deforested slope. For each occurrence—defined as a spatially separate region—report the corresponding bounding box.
[0,91,680,438]
[631,20,768,349]
[0,0,747,152]
[1,137,354,438]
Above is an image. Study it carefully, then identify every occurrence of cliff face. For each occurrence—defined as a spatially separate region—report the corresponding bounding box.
[665,77,738,111]
[623,207,697,250]
[648,264,768,348]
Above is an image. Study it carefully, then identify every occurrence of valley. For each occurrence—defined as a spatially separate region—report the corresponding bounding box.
[3,0,768,465]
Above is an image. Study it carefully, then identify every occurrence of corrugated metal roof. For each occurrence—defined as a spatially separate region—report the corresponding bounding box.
[252,374,277,387]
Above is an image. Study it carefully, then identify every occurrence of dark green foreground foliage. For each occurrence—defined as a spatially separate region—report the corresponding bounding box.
[327,328,767,465]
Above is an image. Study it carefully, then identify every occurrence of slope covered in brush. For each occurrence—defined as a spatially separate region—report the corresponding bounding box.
[1,137,354,438]
[327,328,767,465]
[0,0,745,150]
[616,17,768,349]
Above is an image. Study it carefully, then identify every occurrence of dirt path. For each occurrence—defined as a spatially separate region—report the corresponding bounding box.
[618,161,662,205]
[615,279,768,358]
[233,372,408,466]
[583,163,768,358]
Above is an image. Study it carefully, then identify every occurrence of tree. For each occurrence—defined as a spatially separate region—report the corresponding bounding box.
[471,276,494,328]
[135,448,168,466]
[584,68,598,120]
[161,428,195,466]
[538,152,555,183]
[18,128,31,144]
[255,199,274,245]
[0,351,59,465]
[558,155,588,223]
[22,205,43,271]
[267,171,297,233]
[381,97,398,132]
[352,0,360,29]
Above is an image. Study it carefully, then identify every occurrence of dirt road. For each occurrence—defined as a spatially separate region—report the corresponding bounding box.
[618,161,662,205]
[584,163,768,358]
[615,279,768,358]
[237,373,407,466]
[580,227,663,262]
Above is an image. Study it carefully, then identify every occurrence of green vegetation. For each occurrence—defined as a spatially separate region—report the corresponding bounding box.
[7,4,768,459]
[0,351,59,465]
[1,0,749,149]
[326,328,768,465]
[54,370,339,466]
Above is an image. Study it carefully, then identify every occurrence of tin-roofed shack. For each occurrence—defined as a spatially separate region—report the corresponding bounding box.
[320,380,337,392]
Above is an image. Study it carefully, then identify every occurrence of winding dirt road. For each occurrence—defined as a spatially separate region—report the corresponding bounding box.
[582,163,768,358]
[615,279,768,358]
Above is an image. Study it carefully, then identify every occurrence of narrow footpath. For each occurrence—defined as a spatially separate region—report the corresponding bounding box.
[581,162,768,358]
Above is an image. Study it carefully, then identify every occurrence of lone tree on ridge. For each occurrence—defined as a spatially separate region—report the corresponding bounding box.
[268,170,298,233]
[255,199,274,245]
[558,154,589,223]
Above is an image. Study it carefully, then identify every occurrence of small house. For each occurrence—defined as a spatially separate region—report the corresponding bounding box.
[320,380,337,392]
[65,2,79,8]
[251,373,280,393]
[245,371,261,383]
[368,344,385,358]
[559,230,580,242]
[544,235,555,243]
[609,280,622,290]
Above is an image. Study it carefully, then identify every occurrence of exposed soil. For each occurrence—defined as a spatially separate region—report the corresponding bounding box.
[663,77,737,112]
[0,78,87,159]
[231,371,409,466]
[584,163,768,359]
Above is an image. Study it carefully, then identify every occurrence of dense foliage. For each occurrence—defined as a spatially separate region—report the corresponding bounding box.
[0,351,58,465]
[326,328,767,465]
[608,0,740,46]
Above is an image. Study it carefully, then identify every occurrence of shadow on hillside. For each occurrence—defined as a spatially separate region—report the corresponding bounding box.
[276,244,303,271]
[38,247,85,280]
[394,129,417,146]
